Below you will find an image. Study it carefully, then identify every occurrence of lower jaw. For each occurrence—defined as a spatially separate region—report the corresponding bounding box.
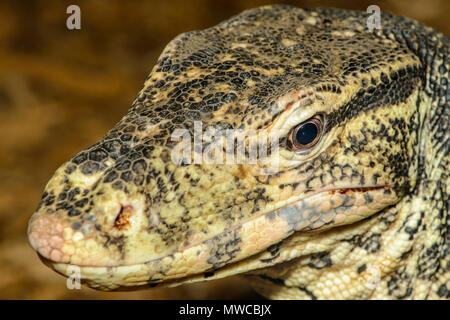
[43,185,394,291]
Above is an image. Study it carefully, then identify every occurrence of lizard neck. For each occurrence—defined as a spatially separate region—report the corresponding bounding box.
[248,189,447,299]
[413,26,449,299]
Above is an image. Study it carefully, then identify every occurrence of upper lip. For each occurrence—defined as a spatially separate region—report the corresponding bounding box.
[38,184,390,274]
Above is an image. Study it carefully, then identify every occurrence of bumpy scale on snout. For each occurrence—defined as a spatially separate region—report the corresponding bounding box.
[28,5,449,299]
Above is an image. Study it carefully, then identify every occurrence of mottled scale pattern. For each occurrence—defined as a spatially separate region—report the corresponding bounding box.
[28,5,448,299]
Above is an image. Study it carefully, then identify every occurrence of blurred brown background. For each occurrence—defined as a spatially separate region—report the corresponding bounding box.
[0,0,448,299]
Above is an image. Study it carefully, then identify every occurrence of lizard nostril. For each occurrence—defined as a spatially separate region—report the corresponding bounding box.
[113,204,134,230]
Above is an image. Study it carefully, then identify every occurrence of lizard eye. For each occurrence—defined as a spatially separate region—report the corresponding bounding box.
[288,115,324,151]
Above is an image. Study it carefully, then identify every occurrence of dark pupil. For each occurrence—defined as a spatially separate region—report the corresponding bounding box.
[296,122,318,145]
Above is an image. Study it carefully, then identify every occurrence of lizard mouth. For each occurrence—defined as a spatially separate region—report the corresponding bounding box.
[35,185,392,291]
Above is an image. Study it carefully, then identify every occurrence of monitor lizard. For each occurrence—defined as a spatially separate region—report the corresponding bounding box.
[27,5,449,299]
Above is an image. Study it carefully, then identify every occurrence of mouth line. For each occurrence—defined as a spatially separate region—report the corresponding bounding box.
[42,184,390,274]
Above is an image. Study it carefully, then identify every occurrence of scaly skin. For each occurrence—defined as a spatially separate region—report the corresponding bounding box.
[27,5,449,299]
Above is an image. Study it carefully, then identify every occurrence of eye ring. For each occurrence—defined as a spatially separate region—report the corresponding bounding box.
[288,115,324,151]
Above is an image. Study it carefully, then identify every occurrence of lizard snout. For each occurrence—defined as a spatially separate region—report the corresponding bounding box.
[28,214,68,263]
[28,185,152,268]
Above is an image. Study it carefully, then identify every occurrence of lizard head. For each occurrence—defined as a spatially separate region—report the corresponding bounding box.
[28,5,430,294]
